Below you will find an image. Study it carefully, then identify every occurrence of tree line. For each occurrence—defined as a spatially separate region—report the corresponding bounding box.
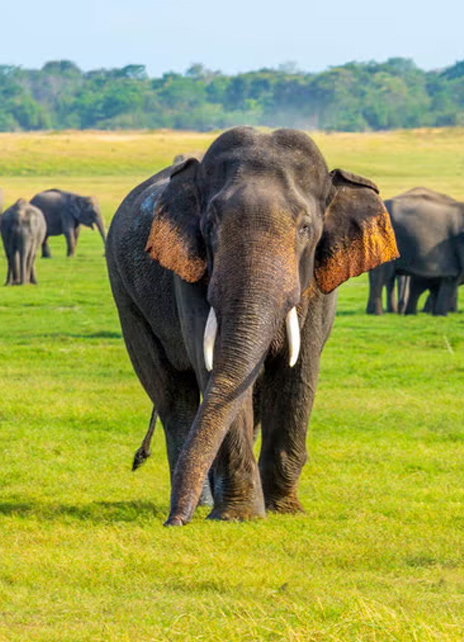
[1,58,463,132]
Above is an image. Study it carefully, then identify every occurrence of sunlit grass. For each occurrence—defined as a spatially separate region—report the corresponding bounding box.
[0,129,463,641]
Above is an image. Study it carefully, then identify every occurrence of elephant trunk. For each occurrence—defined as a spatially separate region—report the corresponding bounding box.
[166,240,299,525]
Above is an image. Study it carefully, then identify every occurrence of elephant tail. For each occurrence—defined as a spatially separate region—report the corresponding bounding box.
[132,406,158,471]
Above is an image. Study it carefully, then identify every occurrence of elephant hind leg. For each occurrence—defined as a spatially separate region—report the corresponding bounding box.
[397,276,410,314]
[366,269,384,315]
[42,237,51,258]
[24,243,36,285]
[434,278,458,316]
[385,273,397,313]
[19,243,29,285]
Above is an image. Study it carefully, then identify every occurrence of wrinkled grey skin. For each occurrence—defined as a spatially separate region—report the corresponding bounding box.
[106,127,395,526]
[1,198,46,285]
[30,189,105,257]
[367,187,464,316]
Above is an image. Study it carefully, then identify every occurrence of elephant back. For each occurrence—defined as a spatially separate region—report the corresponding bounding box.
[388,190,463,278]
[30,189,69,235]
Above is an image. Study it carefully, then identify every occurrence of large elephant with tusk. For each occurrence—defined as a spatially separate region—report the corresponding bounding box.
[106,127,398,526]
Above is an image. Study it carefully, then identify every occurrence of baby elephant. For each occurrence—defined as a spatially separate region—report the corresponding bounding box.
[0,199,46,285]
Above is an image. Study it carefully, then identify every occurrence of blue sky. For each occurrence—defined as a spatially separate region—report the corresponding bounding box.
[2,0,463,76]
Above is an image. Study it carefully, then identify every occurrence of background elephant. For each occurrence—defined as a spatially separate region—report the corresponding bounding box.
[30,189,106,257]
[106,127,397,526]
[0,198,46,285]
[367,187,464,316]
[367,262,409,314]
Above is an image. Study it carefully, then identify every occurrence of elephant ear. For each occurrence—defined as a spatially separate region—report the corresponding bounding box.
[66,194,81,221]
[145,158,207,283]
[314,169,399,294]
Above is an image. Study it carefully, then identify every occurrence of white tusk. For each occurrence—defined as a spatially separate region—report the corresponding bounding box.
[286,307,300,367]
[203,307,218,372]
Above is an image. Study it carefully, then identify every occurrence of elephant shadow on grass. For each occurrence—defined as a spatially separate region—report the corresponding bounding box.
[25,330,123,342]
[0,499,165,523]
[44,331,122,340]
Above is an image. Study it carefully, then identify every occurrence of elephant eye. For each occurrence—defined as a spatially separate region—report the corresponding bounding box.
[299,222,311,238]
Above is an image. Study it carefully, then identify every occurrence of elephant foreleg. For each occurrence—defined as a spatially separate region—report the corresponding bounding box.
[159,372,214,507]
[112,283,212,507]
[64,228,76,257]
[259,315,326,514]
[385,272,397,313]
[366,268,384,315]
[405,277,428,315]
[449,283,459,313]
[434,278,458,316]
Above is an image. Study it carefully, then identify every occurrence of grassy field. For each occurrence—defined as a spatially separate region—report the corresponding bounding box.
[0,128,464,642]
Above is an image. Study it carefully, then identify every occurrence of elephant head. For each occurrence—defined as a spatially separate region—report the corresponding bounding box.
[145,127,398,525]
[69,194,106,246]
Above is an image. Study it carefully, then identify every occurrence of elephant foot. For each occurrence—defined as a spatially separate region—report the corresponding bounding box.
[366,305,383,315]
[206,503,266,522]
[132,445,151,471]
[208,473,266,521]
[164,515,187,527]
[265,495,305,514]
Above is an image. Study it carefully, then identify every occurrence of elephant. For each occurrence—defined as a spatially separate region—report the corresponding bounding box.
[0,198,46,285]
[367,187,464,316]
[106,126,398,526]
[30,189,106,257]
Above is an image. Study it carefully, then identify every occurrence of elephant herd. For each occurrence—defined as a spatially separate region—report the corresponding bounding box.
[366,187,464,316]
[2,127,462,526]
[0,187,106,285]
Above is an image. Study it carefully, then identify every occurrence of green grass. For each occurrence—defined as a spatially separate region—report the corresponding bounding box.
[1,129,464,641]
